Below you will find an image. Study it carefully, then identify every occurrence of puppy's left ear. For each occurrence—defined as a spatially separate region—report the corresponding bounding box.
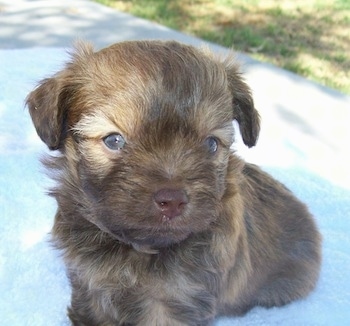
[225,63,260,147]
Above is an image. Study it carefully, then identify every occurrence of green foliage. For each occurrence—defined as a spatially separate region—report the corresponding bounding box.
[95,0,350,93]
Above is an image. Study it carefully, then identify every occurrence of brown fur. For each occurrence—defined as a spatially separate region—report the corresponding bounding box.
[27,40,321,326]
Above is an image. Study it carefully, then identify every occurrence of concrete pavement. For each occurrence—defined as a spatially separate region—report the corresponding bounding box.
[1,0,349,189]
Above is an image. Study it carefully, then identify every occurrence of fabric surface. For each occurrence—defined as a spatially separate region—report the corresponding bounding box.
[0,48,349,326]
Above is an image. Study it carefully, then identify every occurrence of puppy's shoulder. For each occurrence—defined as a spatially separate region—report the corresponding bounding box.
[241,163,292,199]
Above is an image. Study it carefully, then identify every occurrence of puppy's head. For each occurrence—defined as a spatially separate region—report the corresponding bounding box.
[27,41,260,251]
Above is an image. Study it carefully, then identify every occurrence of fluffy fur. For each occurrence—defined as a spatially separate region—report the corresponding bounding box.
[27,40,321,326]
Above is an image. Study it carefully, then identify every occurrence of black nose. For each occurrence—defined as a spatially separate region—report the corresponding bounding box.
[154,188,189,220]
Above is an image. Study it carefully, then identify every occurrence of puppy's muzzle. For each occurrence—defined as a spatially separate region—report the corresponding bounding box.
[153,188,189,220]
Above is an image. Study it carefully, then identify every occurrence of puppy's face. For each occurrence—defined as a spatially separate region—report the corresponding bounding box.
[27,41,260,250]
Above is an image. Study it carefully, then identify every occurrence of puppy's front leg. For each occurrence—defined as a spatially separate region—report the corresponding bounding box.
[132,295,216,326]
[136,308,214,326]
[68,285,104,326]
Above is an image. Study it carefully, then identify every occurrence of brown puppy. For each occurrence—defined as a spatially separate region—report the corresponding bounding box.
[27,40,321,326]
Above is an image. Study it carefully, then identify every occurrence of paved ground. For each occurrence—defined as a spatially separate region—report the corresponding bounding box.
[1,0,349,189]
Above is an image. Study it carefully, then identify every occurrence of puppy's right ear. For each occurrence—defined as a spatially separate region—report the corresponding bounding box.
[26,77,68,150]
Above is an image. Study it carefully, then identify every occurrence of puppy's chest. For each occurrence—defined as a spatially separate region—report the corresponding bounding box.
[90,247,220,324]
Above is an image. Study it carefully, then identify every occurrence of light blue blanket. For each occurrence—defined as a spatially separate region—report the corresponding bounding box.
[1,48,349,325]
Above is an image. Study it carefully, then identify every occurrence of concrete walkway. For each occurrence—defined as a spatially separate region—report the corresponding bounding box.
[1,0,349,189]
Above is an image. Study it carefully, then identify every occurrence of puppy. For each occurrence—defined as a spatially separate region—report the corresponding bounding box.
[27,40,321,326]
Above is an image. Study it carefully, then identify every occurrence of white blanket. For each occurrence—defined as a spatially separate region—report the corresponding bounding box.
[1,48,349,326]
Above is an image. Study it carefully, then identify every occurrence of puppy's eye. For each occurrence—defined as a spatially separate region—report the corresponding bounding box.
[103,133,126,151]
[205,136,218,154]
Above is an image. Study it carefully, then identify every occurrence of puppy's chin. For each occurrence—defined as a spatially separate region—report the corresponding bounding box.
[107,226,193,254]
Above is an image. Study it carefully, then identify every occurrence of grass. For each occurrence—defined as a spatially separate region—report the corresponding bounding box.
[95,0,350,94]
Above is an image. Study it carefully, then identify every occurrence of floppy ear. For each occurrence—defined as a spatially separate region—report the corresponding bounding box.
[225,63,260,147]
[26,76,68,150]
